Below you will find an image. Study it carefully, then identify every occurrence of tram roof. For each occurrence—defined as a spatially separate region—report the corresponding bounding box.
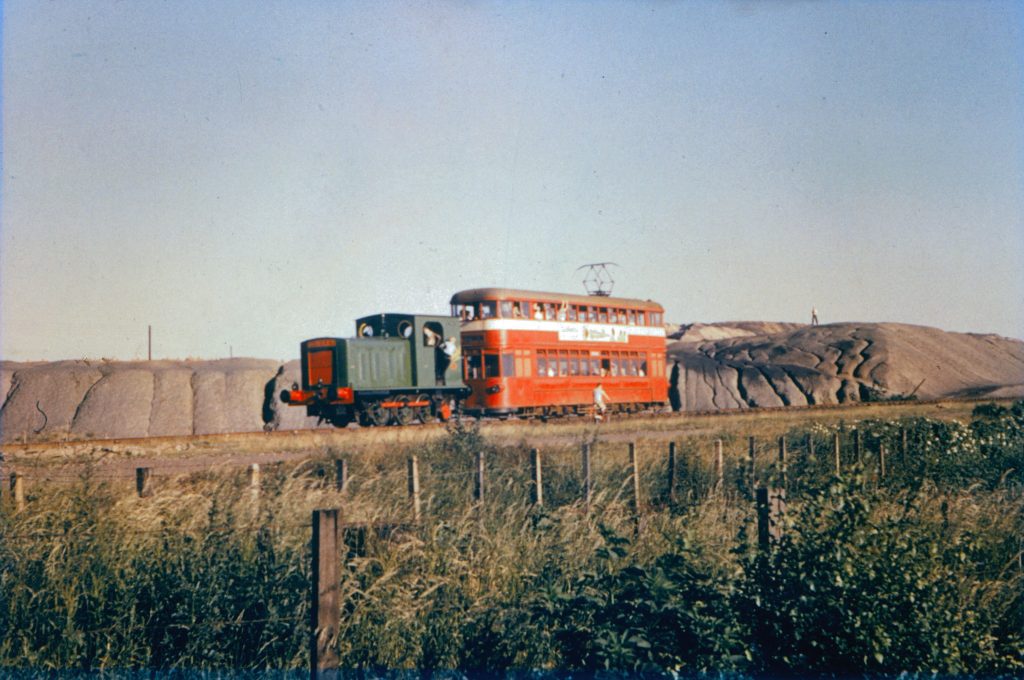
[450,288,664,311]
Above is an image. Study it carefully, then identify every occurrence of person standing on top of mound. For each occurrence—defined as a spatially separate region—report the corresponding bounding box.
[811,307,819,326]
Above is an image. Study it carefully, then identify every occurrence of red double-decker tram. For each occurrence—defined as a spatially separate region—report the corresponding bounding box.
[450,288,668,418]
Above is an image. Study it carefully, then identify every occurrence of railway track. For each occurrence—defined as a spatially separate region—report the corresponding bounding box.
[1,394,1014,457]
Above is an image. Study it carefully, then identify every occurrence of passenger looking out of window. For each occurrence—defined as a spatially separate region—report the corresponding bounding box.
[512,302,524,318]
[534,304,544,320]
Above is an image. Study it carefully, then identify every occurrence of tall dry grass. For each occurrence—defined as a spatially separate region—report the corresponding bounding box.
[1,406,1022,673]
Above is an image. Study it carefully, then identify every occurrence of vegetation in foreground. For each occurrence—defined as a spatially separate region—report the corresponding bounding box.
[1,403,1022,674]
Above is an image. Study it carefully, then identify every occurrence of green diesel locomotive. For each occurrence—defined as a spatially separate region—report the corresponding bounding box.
[280,313,467,427]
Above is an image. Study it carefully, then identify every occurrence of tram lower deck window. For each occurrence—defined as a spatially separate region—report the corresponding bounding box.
[484,353,500,378]
[502,353,515,377]
[466,353,482,379]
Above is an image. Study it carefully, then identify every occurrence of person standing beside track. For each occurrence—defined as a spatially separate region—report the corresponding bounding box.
[593,382,610,421]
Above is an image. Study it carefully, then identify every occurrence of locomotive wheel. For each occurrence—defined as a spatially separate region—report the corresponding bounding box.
[417,395,437,424]
[392,396,415,426]
[361,401,389,427]
[330,413,353,428]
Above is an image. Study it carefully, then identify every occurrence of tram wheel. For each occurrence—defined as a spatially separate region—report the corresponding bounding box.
[392,396,415,426]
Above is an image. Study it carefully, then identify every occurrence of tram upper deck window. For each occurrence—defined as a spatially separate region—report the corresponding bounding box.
[500,301,513,318]
[532,303,544,320]
[636,311,646,326]
[543,303,556,321]
[479,301,496,319]
[587,306,598,322]
[567,305,578,321]
[598,307,608,323]
[456,304,476,321]
[627,310,636,325]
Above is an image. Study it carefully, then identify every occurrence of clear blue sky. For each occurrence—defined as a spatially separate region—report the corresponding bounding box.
[2,1,1022,360]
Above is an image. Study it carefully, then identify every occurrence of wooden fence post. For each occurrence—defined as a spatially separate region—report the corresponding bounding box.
[135,467,152,498]
[901,428,908,467]
[756,487,786,551]
[778,436,788,491]
[756,488,770,550]
[748,436,756,495]
[474,450,485,505]
[582,443,592,508]
[666,441,677,504]
[629,442,641,515]
[334,459,348,493]
[310,508,340,680]
[833,431,841,476]
[11,472,25,513]
[407,456,421,524]
[715,439,724,492]
[530,448,543,507]
[248,464,261,505]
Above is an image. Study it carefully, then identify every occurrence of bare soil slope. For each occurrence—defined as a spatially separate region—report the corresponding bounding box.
[0,358,327,442]
[669,322,1024,411]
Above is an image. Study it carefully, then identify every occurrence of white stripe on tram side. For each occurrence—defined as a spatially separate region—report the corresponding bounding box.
[459,318,667,340]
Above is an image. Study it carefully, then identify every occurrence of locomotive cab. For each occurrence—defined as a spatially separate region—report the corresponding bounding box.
[282,313,466,427]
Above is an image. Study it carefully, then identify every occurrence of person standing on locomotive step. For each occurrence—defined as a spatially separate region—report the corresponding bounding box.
[437,336,457,385]
[593,382,610,421]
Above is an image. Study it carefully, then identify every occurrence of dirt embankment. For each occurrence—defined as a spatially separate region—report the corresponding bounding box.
[668,322,1024,411]
[0,358,327,442]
